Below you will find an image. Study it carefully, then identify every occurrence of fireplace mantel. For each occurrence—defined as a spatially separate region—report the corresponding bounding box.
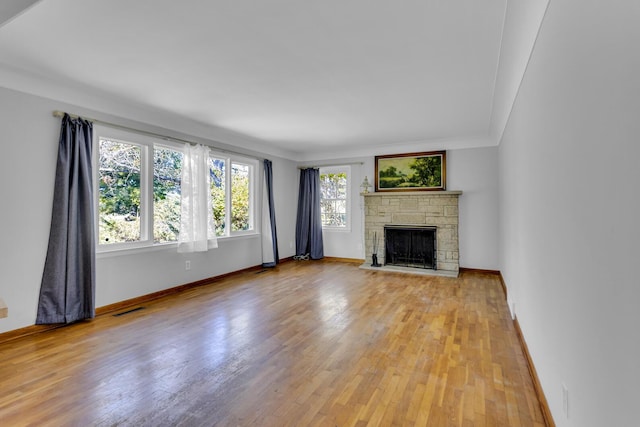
[361,190,463,197]
[361,190,462,276]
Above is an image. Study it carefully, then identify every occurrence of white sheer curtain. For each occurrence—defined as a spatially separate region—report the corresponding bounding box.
[178,144,218,252]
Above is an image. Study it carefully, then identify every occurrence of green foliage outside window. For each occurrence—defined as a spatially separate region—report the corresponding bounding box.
[320,172,347,227]
[210,161,251,235]
[99,139,252,245]
[209,158,226,236]
[99,140,184,244]
[98,139,142,244]
[153,148,183,242]
[231,163,250,231]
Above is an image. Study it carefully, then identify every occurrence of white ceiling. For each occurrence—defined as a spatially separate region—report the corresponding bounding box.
[0,0,516,160]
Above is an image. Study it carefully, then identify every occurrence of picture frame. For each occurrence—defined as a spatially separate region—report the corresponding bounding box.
[375,150,446,192]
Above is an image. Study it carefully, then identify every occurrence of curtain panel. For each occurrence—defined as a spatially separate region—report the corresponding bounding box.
[36,114,96,324]
[261,159,279,267]
[295,168,324,260]
[178,144,218,253]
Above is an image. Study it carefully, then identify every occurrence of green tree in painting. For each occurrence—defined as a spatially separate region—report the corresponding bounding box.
[378,165,406,188]
[379,166,398,178]
[409,156,442,187]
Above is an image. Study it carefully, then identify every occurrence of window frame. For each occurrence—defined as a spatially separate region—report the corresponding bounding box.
[209,150,258,238]
[94,126,159,252]
[152,142,184,244]
[93,125,259,254]
[319,165,351,232]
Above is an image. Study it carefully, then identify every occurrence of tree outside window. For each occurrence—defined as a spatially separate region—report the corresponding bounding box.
[209,157,226,236]
[95,126,257,252]
[153,147,183,243]
[231,163,251,232]
[319,167,349,229]
[98,138,142,244]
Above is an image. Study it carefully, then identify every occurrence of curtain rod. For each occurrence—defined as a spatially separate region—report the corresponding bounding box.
[298,162,363,170]
[52,110,264,161]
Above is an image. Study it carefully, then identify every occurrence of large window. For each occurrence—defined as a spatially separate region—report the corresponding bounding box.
[95,126,257,251]
[153,146,183,243]
[97,137,146,245]
[319,166,350,230]
[209,156,256,237]
[209,157,226,236]
[231,162,252,232]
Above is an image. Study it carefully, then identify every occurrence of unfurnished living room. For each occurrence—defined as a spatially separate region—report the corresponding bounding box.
[0,1,638,426]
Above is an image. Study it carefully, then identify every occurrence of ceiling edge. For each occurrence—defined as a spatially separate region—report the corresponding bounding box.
[0,0,43,29]
[0,63,298,161]
[293,135,498,163]
[489,0,550,145]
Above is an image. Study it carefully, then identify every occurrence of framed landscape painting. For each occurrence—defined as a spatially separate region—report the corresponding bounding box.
[375,151,446,192]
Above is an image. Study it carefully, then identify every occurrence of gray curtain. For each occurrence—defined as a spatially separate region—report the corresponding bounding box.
[36,114,96,324]
[295,168,324,260]
[261,159,279,267]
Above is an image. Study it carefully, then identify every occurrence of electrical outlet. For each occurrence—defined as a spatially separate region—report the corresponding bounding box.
[562,383,569,419]
[185,260,191,271]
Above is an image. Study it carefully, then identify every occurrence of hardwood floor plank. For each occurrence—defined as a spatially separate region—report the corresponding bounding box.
[0,261,546,426]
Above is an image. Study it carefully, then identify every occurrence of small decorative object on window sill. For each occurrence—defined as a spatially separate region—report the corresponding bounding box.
[360,176,371,194]
[371,231,382,267]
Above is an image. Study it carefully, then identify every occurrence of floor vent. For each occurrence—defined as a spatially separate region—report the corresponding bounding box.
[255,269,268,274]
[113,307,145,317]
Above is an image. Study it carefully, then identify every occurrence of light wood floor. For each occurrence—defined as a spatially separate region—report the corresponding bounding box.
[0,260,546,426]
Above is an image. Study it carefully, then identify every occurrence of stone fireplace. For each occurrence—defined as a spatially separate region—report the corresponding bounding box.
[361,191,462,276]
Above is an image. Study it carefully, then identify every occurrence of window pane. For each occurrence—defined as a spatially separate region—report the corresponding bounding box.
[231,163,250,231]
[153,147,182,243]
[98,139,141,244]
[327,176,337,198]
[320,175,330,199]
[209,158,226,236]
[320,199,332,226]
[337,183,347,198]
[319,170,348,228]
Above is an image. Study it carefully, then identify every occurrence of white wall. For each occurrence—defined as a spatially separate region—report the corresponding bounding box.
[0,84,499,335]
[448,147,499,270]
[320,163,365,260]
[0,87,298,333]
[297,157,372,260]
[302,149,499,269]
[498,1,640,425]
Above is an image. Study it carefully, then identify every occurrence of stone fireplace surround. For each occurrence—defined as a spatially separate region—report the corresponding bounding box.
[361,191,462,276]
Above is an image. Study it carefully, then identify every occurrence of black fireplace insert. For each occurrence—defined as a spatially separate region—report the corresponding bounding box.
[384,225,437,270]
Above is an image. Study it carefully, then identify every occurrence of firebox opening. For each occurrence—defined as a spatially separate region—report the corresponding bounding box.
[384,225,437,270]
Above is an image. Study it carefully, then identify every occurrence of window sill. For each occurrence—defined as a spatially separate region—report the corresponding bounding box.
[96,232,260,258]
[322,227,352,233]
